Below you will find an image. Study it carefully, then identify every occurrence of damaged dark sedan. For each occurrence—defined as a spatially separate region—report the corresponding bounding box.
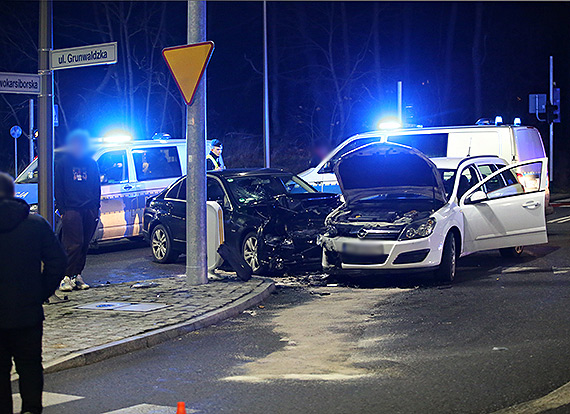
[143,169,340,273]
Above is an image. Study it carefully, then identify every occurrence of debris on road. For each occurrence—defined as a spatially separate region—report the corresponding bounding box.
[492,346,509,351]
[131,281,159,289]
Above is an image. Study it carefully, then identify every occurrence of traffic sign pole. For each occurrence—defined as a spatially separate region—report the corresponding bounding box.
[185,0,208,286]
[38,0,55,227]
[549,56,554,182]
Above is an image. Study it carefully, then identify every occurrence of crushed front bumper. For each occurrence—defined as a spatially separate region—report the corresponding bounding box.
[320,235,443,272]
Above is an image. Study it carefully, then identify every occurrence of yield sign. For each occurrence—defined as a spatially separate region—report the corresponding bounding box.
[162,41,214,105]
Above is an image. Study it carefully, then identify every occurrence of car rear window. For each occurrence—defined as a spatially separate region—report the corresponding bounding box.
[387,133,448,158]
[132,146,182,182]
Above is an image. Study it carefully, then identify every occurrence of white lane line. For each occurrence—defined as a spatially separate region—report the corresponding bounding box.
[12,391,83,411]
[103,404,199,413]
[491,381,570,413]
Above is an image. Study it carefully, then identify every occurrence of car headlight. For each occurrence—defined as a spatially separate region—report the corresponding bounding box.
[399,217,436,240]
[29,204,38,214]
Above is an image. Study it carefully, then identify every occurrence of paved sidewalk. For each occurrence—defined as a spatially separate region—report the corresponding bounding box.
[38,274,274,372]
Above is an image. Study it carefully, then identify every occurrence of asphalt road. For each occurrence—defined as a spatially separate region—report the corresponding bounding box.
[22,207,570,413]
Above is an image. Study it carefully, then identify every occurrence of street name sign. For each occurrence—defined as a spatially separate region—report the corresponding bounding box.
[162,41,214,105]
[0,72,40,95]
[51,42,118,70]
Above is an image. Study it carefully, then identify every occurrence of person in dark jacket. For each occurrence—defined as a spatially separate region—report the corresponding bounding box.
[206,139,225,171]
[0,172,67,414]
[55,129,101,291]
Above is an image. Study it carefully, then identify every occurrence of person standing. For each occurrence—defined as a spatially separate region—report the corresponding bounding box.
[206,139,225,171]
[55,129,101,291]
[0,172,67,414]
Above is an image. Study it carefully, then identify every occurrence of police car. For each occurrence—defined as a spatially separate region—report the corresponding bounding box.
[299,122,548,194]
[15,134,186,243]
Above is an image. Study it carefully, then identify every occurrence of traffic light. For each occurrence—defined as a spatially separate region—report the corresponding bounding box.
[546,88,561,124]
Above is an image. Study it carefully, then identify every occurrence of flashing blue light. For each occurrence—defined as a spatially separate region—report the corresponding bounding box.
[377,117,402,130]
[495,116,503,125]
[513,117,522,126]
[102,129,132,143]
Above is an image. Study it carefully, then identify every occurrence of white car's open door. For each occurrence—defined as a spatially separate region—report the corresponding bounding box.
[459,158,548,254]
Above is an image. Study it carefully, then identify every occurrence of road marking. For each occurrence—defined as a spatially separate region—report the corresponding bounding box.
[491,381,570,413]
[501,266,552,274]
[12,391,83,411]
[103,404,198,414]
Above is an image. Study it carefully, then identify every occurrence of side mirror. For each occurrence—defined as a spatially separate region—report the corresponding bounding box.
[466,190,487,204]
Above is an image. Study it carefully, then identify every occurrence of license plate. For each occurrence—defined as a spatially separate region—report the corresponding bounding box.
[342,242,384,255]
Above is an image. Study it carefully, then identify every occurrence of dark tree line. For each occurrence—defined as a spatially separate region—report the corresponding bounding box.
[1,1,569,183]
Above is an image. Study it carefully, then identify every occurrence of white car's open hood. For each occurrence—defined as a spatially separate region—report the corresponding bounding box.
[334,142,447,205]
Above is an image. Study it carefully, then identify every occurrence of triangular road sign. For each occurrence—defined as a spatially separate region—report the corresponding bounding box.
[162,41,214,105]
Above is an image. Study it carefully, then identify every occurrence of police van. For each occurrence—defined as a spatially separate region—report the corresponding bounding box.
[299,123,547,194]
[15,135,186,242]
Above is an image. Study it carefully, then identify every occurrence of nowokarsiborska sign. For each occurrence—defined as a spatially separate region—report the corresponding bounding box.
[0,72,41,94]
[50,42,118,70]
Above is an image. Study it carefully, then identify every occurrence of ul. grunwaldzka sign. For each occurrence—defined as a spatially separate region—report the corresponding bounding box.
[50,42,117,70]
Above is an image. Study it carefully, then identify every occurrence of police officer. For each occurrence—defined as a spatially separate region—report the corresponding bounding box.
[206,139,225,171]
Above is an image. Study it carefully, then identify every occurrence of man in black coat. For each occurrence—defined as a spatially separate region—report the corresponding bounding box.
[55,129,101,291]
[0,172,67,414]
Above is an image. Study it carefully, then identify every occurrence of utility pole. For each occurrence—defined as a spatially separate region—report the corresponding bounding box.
[549,56,554,181]
[262,1,270,167]
[186,0,208,286]
[29,99,34,163]
[38,0,54,227]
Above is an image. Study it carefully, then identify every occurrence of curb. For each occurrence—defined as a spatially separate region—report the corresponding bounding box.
[42,278,276,374]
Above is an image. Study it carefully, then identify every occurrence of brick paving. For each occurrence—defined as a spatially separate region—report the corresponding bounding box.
[41,274,266,365]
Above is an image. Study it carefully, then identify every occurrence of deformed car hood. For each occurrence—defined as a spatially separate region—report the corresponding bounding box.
[334,142,447,205]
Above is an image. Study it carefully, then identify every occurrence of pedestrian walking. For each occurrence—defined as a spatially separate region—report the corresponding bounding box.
[0,172,67,414]
[55,129,101,291]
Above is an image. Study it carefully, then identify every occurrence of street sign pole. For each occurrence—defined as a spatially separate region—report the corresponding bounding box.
[549,56,554,182]
[186,0,208,286]
[29,99,34,163]
[38,0,54,227]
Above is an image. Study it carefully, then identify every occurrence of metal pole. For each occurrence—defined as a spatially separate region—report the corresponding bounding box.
[14,136,18,178]
[262,0,270,167]
[549,56,554,182]
[38,0,54,227]
[29,99,34,163]
[186,0,208,286]
[397,81,403,125]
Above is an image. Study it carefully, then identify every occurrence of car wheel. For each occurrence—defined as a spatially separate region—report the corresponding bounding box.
[151,224,179,264]
[242,232,264,274]
[499,246,524,258]
[435,232,456,284]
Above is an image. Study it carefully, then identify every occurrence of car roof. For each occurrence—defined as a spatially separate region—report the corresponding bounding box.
[431,156,508,170]
[208,168,290,178]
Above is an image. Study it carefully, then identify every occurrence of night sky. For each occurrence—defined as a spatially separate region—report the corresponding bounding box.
[1,1,569,184]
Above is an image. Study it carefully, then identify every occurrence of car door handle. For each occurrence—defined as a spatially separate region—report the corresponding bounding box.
[123,184,133,190]
[522,200,540,209]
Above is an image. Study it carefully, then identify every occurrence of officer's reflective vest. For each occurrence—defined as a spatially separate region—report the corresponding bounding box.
[207,154,220,170]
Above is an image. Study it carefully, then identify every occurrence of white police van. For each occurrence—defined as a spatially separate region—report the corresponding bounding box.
[15,135,186,242]
[299,123,547,194]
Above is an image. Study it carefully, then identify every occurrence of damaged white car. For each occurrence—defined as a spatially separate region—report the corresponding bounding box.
[319,142,548,282]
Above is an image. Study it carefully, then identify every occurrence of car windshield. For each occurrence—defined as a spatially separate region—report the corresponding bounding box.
[438,169,457,198]
[16,152,66,184]
[226,174,316,205]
